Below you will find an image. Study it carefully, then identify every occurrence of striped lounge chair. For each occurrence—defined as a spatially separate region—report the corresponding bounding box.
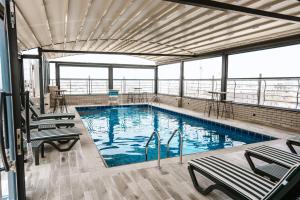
[30,128,81,165]
[29,104,75,120]
[245,145,300,181]
[188,156,300,200]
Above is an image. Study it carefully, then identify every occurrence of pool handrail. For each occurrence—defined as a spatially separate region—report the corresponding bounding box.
[145,131,161,168]
[166,129,183,164]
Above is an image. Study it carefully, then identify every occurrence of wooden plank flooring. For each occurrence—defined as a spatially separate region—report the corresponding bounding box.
[25,105,298,200]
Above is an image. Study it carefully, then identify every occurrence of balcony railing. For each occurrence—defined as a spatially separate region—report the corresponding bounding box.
[113,79,154,94]
[59,78,108,95]
[184,79,221,99]
[227,77,300,109]
[49,76,300,109]
[50,78,155,95]
[158,79,180,96]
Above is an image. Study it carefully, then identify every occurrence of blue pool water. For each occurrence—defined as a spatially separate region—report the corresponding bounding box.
[77,105,275,167]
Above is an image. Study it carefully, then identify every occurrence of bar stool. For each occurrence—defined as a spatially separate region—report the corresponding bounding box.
[141,92,148,102]
[53,90,68,113]
[127,92,134,103]
[220,100,234,119]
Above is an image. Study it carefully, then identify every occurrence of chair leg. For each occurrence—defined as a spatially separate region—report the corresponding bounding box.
[230,102,234,119]
[287,141,297,154]
[188,166,216,195]
[33,148,40,165]
[41,143,45,158]
[44,138,79,152]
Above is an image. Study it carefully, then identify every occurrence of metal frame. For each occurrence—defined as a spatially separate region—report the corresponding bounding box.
[165,0,300,23]
[0,3,4,20]
[154,66,158,95]
[5,0,26,198]
[220,54,228,101]
[55,63,60,89]
[179,61,184,99]
[41,49,195,58]
[38,47,45,114]
[108,66,113,90]
[51,61,156,69]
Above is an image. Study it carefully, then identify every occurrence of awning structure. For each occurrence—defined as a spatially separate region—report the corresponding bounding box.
[15,0,300,64]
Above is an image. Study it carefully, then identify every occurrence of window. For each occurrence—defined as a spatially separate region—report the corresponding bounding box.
[227,44,300,109]
[158,63,180,95]
[60,66,108,94]
[184,57,222,99]
[113,68,154,94]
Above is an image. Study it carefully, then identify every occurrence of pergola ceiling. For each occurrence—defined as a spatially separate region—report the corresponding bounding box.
[16,0,300,64]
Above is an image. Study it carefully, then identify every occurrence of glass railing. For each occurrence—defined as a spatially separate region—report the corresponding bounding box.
[227,77,300,109]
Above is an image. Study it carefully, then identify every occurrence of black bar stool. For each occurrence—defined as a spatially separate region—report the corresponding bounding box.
[220,100,234,119]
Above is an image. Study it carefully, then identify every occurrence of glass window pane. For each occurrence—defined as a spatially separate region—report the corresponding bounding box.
[184,57,222,98]
[158,63,180,79]
[158,63,180,95]
[227,44,300,109]
[113,68,154,94]
[60,67,108,94]
[184,57,222,79]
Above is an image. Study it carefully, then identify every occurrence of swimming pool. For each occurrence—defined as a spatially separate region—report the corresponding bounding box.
[77,105,275,167]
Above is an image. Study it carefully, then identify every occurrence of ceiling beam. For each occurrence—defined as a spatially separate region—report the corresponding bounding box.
[41,49,195,57]
[49,61,156,69]
[165,0,300,24]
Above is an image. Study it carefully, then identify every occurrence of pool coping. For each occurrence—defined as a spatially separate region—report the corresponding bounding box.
[75,103,288,168]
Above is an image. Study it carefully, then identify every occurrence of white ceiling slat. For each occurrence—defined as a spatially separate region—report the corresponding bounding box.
[94,0,155,52]
[127,1,300,55]
[72,0,94,50]
[121,0,264,53]
[41,0,54,49]
[109,1,174,52]
[15,3,42,47]
[16,0,300,63]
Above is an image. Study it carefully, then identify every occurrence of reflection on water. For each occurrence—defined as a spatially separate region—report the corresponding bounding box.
[78,106,271,167]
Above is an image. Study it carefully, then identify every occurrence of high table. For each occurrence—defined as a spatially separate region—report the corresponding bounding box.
[206,91,227,118]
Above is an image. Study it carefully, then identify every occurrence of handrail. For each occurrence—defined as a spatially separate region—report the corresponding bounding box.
[145,131,161,167]
[0,92,10,172]
[166,129,183,164]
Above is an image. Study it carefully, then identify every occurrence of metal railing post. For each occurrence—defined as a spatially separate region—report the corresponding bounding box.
[69,80,72,95]
[145,131,161,168]
[257,73,262,105]
[166,129,183,164]
[296,80,300,108]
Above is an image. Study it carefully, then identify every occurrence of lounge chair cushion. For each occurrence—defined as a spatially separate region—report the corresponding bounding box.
[246,145,300,168]
[31,128,81,141]
[30,119,75,129]
[189,156,276,200]
[30,105,75,120]
[263,164,300,200]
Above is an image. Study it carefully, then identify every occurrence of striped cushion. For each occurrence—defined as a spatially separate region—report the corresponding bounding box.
[31,128,81,141]
[38,112,75,119]
[189,156,276,200]
[246,145,300,168]
[30,119,75,128]
[263,164,300,200]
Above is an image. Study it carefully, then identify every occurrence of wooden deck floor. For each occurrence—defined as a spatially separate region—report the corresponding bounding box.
[25,104,299,200]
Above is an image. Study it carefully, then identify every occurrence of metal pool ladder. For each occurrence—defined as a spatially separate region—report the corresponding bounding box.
[145,131,161,167]
[167,129,183,164]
